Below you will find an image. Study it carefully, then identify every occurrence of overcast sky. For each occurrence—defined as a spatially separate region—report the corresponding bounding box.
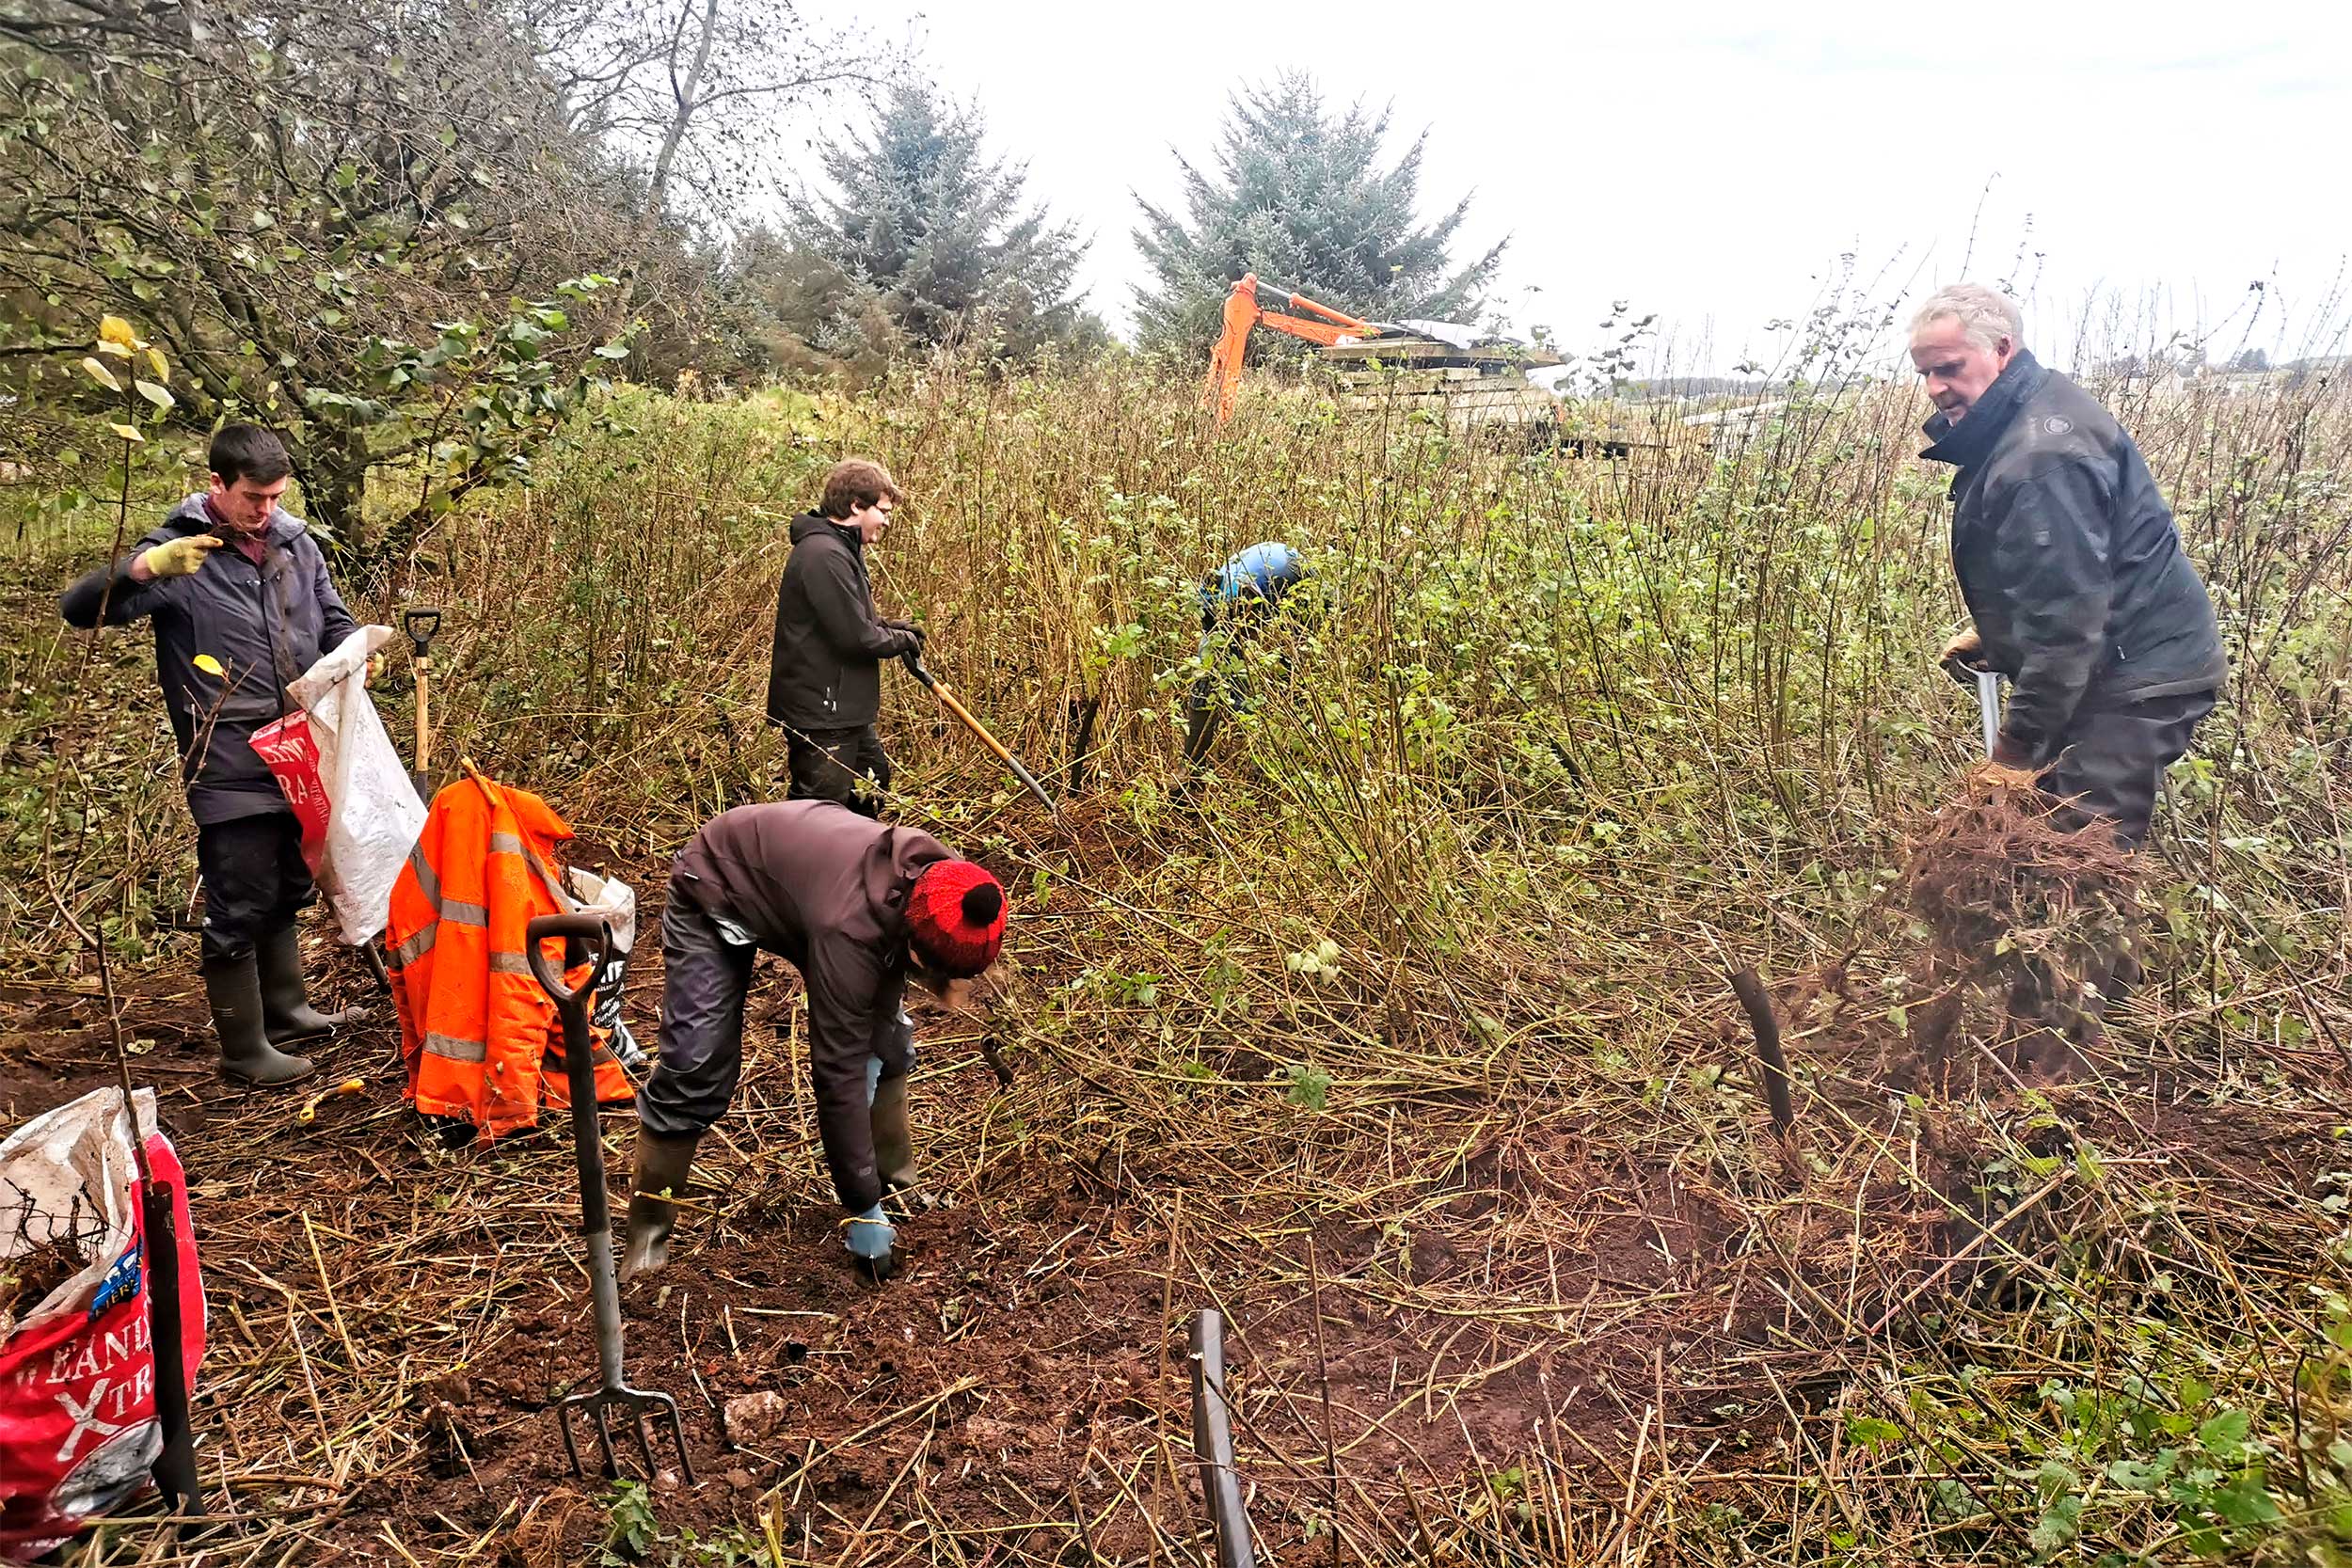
[813,0,2350,374]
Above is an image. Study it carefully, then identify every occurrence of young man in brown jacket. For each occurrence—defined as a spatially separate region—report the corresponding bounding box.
[621,800,1008,1283]
[765,459,925,814]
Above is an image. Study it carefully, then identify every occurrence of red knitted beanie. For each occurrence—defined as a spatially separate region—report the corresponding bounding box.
[906,860,1007,977]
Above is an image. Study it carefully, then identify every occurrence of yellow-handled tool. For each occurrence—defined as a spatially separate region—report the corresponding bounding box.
[297,1077,365,1124]
[902,652,1069,835]
[403,607,442,795]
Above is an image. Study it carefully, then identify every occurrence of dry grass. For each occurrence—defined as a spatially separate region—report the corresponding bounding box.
[6,327,2352,1564]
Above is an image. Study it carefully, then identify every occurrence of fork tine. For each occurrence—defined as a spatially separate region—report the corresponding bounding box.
[634,1408,660,1476]
[594,1403,621,1479]
[559,1403,585,1477]
[658,1400,695,1484]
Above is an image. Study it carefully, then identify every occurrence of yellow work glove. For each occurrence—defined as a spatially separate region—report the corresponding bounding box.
[140,534,223,579]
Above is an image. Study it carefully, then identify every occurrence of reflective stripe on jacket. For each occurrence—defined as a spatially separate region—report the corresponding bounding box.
[388,774,632,1139]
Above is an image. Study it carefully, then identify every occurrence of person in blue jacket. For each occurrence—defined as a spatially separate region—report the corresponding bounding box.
[1183,542,1306,767]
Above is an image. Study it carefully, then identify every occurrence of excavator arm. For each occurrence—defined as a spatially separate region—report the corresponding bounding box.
[1203,274,1384,422]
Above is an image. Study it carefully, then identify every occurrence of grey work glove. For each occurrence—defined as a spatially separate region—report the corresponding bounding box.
[846,1203,897,1281]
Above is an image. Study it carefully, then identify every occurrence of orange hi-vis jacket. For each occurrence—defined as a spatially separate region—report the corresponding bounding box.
[387,774,633,1140]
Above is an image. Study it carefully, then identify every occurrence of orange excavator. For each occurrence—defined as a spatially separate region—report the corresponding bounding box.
[1203,274,1614,451]
[1204,273,1405,422]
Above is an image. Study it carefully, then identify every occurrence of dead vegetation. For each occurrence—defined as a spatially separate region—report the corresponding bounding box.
[1886,767,2145,1088]
[1,338,2349,1562]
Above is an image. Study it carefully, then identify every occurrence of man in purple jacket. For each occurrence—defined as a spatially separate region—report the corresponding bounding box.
[622,800,1009,1284]
[60,425,365,1086]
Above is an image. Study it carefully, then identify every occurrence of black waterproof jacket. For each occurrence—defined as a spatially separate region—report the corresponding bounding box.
[673,800,952,1212]
[1921,351,2227,765]
[59,496,358,824]
[765,512,919,732]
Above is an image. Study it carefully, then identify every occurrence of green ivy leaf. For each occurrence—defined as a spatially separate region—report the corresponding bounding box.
[2028,1495,2080,1553]
[2106,1453,2178,1490]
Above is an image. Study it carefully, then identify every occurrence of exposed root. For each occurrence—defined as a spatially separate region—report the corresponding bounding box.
[1891,766,2144,1088]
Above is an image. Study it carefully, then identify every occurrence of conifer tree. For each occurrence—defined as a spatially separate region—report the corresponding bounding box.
[765,81,1104,370]
[1133,72,1505,357]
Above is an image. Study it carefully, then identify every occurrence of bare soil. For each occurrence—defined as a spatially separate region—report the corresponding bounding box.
[1,847,2342,1564]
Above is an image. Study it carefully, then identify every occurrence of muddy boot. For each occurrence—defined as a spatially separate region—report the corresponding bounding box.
[620,1132,700,1282]
[204,952,316,1086]
[257,924,365,1045]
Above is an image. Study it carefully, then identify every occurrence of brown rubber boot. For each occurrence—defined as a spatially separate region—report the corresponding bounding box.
[619,1132,700,1282]
[205,952,316,1086]
[256,924,365,1045]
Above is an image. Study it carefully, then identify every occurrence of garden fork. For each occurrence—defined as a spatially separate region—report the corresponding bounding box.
[525,913,694,1483]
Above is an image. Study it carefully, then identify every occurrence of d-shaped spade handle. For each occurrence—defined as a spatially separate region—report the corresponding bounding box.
[403,607,443,660]
[523,913,611,1013]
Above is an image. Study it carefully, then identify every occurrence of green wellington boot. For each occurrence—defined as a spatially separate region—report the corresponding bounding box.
[871,1072,918,1186]
[204,952,316,1086]
[620,1132,700,1282]
[256,924,365,1045]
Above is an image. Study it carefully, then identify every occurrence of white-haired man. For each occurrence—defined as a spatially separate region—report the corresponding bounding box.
[1912,283,2226,849]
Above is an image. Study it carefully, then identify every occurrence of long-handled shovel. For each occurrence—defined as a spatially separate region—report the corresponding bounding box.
[524,912,693,1483]
[353,607,442,999]
[402,607,442,799]
[901,652,1068,835]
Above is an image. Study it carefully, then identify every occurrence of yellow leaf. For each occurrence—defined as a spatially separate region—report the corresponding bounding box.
[193,654,225,676]
[145,346,169,383]
[106,422,144,443]
[134,379,174,410]
[98,315,139,348]
[94,341,135,359]
[80,356,121,391]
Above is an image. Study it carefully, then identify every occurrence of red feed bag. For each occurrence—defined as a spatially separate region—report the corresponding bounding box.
[248,709,331,876]
[0,1095,204,1562]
